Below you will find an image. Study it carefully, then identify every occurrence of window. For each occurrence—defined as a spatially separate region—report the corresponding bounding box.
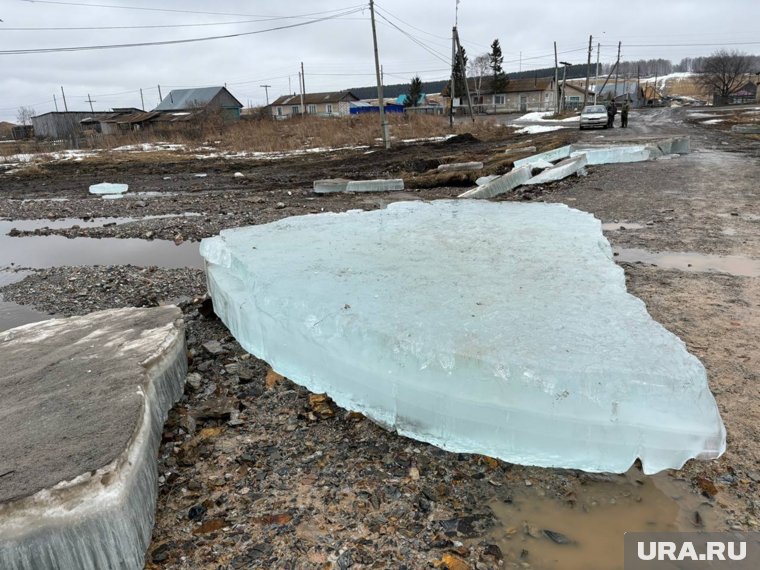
[291,105,300,114]
[308,104,317,114]
[567,96,581,103]
[326,104,333,114]
[473,95,484,105]
[277,107,283,116]
[494,95,505,105]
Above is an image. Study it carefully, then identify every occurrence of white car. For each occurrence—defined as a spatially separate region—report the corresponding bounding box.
[579,105,608,130]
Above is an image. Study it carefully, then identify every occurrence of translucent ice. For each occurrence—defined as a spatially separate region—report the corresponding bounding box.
[200,201,726,474]
[88,182,128,195]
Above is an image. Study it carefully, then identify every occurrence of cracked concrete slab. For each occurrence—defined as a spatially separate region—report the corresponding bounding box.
[0,306,187,570]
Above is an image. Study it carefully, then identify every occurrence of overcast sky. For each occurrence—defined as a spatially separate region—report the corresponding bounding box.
[0,0,757,122]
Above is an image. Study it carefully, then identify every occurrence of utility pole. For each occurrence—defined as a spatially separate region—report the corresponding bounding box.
[298,71,305,115]
[614,41,621,100]
[449,26,456,128]
[140,88,145,110]
[454,28,474,123]
[260,84,271,105]
[554,42,559,113]
[300,62,306,96]
[583,34,592,108]
[559,61,571,112]
[86,94,96,113]
[60,86,68,112]
[53,93,59,112]
[369,0,389,149]
[594,42,600,104]
[158,84,163,102]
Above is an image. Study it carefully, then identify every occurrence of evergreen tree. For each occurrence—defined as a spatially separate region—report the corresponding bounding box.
[406,76,423,107]
[489,39,508,93]
[452,46,468,97]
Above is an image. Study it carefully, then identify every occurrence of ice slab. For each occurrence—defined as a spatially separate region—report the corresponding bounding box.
[525,154,588,185]
[0,307,187,570]
[314,178,404,193]
[571,146,651,165]
[732,124,760,134]
[88,182,128,195]
[458,166,532,199]
[513,144,573,169]
[437,162,484,172]
[200,201,725,474]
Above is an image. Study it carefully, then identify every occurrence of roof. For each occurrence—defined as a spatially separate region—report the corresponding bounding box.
[154,86,242,111]
[444,76,555,97]
[271,91,359,106]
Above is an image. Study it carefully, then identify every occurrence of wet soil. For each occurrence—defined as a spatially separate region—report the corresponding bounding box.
[1,110,759,569]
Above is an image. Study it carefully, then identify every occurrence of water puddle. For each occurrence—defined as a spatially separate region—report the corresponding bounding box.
[0,217,204,331]
[602,222,645,231]
[613,248,760,277]
[487,468,715,570]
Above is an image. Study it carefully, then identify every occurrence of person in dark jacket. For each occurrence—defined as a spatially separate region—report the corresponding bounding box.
[607,100,617,128]
[621,100,630,128]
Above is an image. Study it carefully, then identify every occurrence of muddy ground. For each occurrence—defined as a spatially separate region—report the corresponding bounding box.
[1,107,759,569]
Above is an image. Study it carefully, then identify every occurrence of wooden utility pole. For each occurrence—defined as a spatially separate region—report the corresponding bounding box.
[369,0,389,149]
[559,62,571,112]
[158,84,163,102]
[614,41,621,99]
[60,86,68,112]
[454,28,475,122]
[86,94,95,113]
[300,62,306,97]
[53,93,59,112]
[298,71,305,115]
[594,42,600,104]
[554,42,559,113]
[260,84,271,105]
[583,35,592,108]
[449,26,457,128]
[140,88,145,110]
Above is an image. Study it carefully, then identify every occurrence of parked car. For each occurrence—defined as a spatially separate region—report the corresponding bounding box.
[579,105,608,129]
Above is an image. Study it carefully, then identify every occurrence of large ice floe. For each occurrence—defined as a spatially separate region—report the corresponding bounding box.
[0,307,186,570]
[200,201,726,474]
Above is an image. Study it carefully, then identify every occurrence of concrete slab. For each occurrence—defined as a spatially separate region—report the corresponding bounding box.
[525,154,588,185]
[346,179,404,192]
[458,165,533,199]
[437,162,484,172]
[513,145,573,169]
[0,307,187,570]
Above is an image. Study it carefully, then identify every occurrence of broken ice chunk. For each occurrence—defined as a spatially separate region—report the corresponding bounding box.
[199,201,726,474]
[88,182,128,195]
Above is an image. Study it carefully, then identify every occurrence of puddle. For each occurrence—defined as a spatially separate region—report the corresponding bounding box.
[602,222,645,231]
[1,214,201,233]
[613,248,760,277]
[488,468,715,570]
[0,217,204,331]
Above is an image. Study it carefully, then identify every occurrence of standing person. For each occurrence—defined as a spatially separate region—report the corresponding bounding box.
[621,99,630,128]
[608,100,618,128]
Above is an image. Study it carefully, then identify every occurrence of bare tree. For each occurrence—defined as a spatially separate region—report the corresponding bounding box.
[16,106,36,126]
[697,49,753,104]
[469,53,491,98]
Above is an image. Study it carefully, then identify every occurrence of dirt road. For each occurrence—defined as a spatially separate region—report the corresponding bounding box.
[1,107,758,569]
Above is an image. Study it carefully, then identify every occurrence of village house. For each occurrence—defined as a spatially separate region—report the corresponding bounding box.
[270,91,360,118]
[153,86,243,120]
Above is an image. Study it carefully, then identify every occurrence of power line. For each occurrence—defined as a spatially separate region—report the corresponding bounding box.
[17,0,366,19]
[374,13,450,65]
[601,41,760,48]
[0,7,365,55]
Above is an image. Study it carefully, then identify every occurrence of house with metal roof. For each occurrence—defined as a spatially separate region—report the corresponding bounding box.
[270,91,359,118]
[153,86,243,120]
